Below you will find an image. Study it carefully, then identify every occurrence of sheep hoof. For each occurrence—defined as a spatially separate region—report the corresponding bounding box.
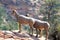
[35,35,38,38]
[18,31,21,33]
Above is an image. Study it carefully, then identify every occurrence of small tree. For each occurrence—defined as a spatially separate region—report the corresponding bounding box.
[40,0,60,33]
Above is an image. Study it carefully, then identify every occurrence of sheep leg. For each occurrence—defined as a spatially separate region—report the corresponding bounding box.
[46,30,49,40]
[36,28,38,37]
[29,24,33,36]
[40,30,43,37]
[18,23,21,33]
[29,27,33,36]
[31,27,33,35]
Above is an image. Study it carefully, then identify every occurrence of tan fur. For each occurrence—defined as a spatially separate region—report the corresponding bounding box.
[33,20,50,40]
[11,9,50,40]
[11,10,34,35]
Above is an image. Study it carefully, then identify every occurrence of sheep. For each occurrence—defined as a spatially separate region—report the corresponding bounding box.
[11,9,35,35]
[11,10,50,40]
[26,14,50,40]
[33,19,50,40]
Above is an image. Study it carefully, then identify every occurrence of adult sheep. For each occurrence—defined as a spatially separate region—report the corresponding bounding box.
[33,19,50,40]
[11,9,35,35]
[26,14,50,40]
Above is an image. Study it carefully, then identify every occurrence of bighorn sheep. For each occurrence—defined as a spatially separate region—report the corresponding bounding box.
[11,10,35,35]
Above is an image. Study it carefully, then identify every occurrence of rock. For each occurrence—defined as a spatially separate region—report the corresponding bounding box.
[14,38,21,40]
[0,37,4,40]
[13,36,20,39]
[0,30,48,40]
[21,38,25,40]
[5,34,13,39]
[0,31,5,38]
[39,36,46,40]
[5,38,14,40]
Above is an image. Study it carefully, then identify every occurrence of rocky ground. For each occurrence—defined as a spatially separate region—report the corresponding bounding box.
[0,30,48,40]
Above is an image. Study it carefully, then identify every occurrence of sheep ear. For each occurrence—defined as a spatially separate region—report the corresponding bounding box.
[27,14,30,16]
[26,14,30,17]
[12,9,17,13]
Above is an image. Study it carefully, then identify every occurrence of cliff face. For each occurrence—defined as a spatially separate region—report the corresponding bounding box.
[0,0,44,15]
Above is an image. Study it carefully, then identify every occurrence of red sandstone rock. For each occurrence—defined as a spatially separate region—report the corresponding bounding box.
[4,34,13,39]
[13,36,20,39]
